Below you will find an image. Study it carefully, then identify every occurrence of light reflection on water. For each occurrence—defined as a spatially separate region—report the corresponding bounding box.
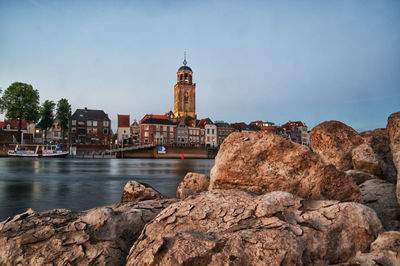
[0,158,214,221]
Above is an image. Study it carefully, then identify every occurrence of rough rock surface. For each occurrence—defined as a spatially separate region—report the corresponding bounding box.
[310,120,363,171]
[121,180,165,203]
[209,131,362,202]
[345,170,376,185]
[176,172,210,199]
[348,231,400,265]
[387,112,400,204]
[360,129,397,183]
[359,179,400,231]
[127,190,382,265]
[0,199,176,265]
[352,143,386,177]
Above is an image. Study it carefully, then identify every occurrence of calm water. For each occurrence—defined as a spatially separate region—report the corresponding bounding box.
[0,158,214,221]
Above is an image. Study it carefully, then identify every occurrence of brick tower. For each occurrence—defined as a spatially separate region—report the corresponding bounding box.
[174,53,196,119]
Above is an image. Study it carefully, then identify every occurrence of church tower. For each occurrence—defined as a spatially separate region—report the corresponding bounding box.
[174,53,196,119]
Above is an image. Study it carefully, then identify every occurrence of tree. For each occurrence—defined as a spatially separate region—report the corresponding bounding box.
[0,82,40,142]
[184,115,195,125]
[37,100,55,142]
[55,98,71,141]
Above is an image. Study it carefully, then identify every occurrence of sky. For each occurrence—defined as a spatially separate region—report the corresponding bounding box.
[0,0,399,132]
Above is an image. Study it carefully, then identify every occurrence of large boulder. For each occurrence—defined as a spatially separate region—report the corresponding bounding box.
[0,199,176,265]
[387,112,400,204]
[209,131,362,202]
[352,143,386,178]
[348,231,400,265]
[127,190,382,265]
[359,179,400,231]
[360,129,397,183]
[121,181,165,203]
[176,172,210,199]
[310,120,363,171]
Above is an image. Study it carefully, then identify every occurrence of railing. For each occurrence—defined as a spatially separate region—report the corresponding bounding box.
[105,144,155,153]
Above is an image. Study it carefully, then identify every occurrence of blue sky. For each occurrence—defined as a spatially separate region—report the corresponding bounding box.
[1,0,399,132]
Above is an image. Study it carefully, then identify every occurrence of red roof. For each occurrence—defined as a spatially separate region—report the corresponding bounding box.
[282,121,305,129]
[140,114,169,124]
[249,121,263,125]
[118,114,130,128]
[196,118,212,129]
[3,120,28,130]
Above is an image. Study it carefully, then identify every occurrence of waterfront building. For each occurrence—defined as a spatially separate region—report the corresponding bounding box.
[117,114,131,144]
[70,107,111,144]
[130,119,140,145]
[176,121,189,146]
[174,54,196,119]
[140,115,176,146]
[1,119,35,134]
[187,120,202,147]
[278,121,309,146]
[215,122,234,146]
[46,121,63,142]
[205,123,217,148]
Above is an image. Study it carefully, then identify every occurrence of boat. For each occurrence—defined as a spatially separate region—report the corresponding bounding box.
[8,144,69,158]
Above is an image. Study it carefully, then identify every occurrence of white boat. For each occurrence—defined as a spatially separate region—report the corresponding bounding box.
[8,144,69,158]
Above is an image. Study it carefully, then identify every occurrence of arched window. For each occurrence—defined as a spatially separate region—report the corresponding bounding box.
[180,74,183,81]
[184,73,188,80]
[184,92,189,104]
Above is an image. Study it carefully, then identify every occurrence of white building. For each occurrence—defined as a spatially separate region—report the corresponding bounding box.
[205,124,217,148]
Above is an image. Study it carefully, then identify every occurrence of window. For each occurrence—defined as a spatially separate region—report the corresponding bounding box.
[212,129,215,134]
[180,74,183,81]
[207,129,210,134]
[54,132,59,137]
[144,132,149,137]
[78,121,85,126]
[87,121,92,126]
[144,125,149,130]
[163,126,167,131]
[103,128,109,135]
[72,120,76,126]
[103,121,109,127]
[93,121,98,127]
[87,128,93,134]
[184,73,188,80]
[156,125,160,131]
[93,128,97,135]
[207,137,210,142]
[71,127,76,133]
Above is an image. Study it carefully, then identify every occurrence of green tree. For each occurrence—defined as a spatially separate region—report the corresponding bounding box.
[0,82,40,141]
[184,115,194,125]
[56,98,71,141]
[37,100,55,141]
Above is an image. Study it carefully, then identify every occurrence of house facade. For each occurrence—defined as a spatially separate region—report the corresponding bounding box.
[70,108,111,144]
[140,115,176,146]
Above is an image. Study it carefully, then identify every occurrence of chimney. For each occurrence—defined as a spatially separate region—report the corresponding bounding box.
[85,107,88,112]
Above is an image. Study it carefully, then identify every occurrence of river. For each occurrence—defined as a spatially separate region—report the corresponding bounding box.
[0,158,214,221]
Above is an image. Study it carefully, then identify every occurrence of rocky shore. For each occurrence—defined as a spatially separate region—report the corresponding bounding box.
[1,112,400,265]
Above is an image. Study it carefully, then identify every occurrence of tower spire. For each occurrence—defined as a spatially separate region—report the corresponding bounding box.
[183,51,187,66]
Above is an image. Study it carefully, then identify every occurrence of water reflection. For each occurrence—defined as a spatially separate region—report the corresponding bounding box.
[0,158,214,221]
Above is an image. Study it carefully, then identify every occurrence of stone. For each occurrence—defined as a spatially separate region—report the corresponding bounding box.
[176,172,210,199]
[126,190,382,265]
[352,143,386,177]
[348,231,400,265]
[209,131,362,202]
[345,170,377,185]
[360,129,397,183]
[310,120,363,171]
[387,112,400,204]
[121,180,165,203]
[0,199,176,265]
[359,178,400,231]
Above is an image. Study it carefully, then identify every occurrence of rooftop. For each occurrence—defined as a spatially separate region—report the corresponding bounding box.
[71,108,110,121]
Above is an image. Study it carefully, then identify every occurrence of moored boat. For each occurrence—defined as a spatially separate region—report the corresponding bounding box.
[8,144,69,158]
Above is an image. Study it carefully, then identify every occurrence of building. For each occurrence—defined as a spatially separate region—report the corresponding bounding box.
[140,115,177,146]
[2,119,35,134]
[250,121,275,128]
[205,123,217,148]
[176,121,189,146]
[174,54,196,119]
[130,119,140,145]
[70,107,111,144]
[279,121,309,146]
[117,114,131,144]
[215,122,234,146]
[187,120,202,147]
[46,121,63,142]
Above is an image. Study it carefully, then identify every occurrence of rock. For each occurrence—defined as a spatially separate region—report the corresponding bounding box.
[127,190,382,265]
[176,172,210,199]
[387,112,400,204]
[310,120,363,171]
[348,231,400,265]
[121,180,165,203]
[360,129,397,183]
[352,143,386,177]
[0,199,176,265]
[345,170,377,185]
[209,131,362,202]
[359,179,400,231]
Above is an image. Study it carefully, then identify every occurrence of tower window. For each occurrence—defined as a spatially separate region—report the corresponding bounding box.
[180,74,183,81]
[184,73,188,80]
[184,92,189,104]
